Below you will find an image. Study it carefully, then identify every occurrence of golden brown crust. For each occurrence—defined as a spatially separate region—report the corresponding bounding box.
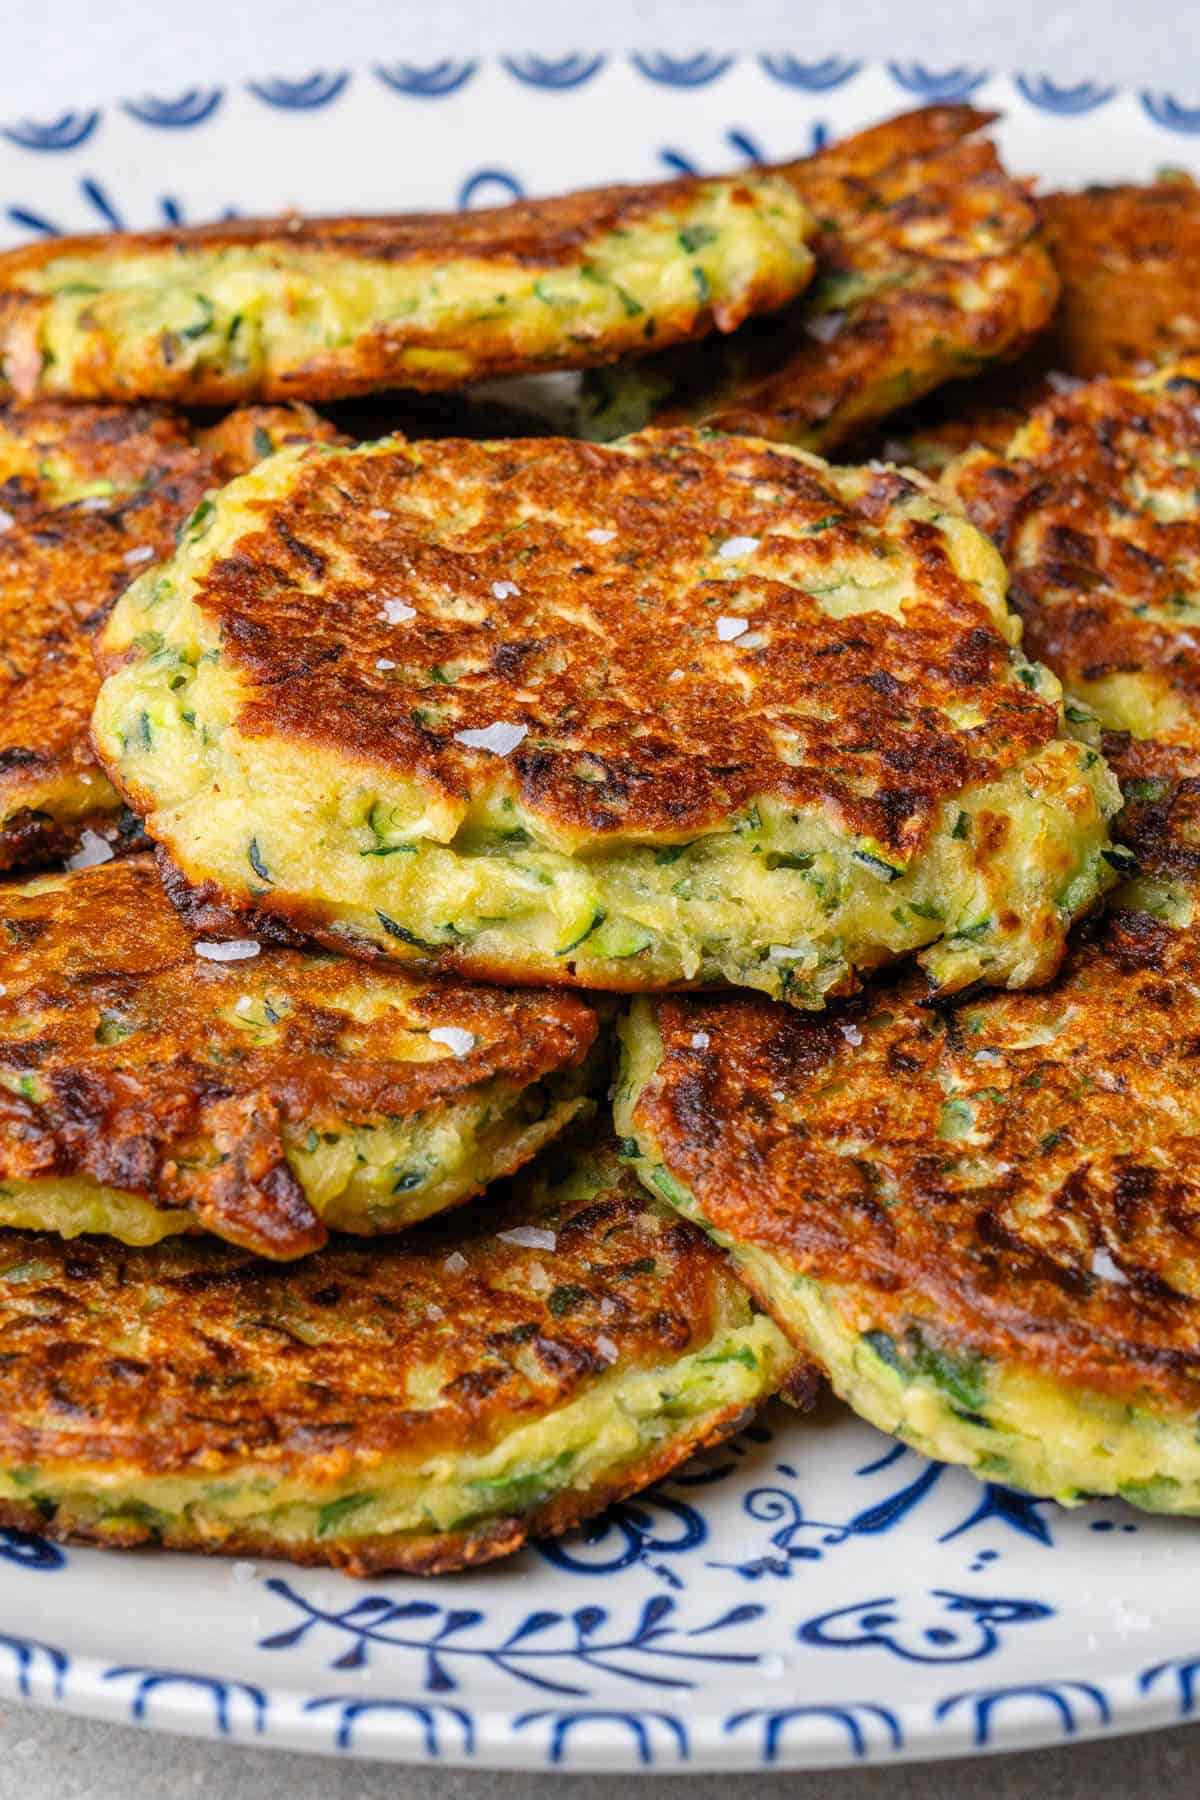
[191,402,345,481]
[635,903,1200,1412]
[0,1399,758,1576]
[1040,181,1200,379]
[0,174,807,405]
[1104,734,1200,882]
[0,400,339,873]
[601,105,1057,451]
[0,855,597,1256]
[948,362,1200,740]
[0,405,215,866]
[0,1138,790,1572]
[113,430,1060,858]
[864,180,1200,478]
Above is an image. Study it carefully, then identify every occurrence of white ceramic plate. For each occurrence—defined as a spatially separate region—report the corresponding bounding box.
[2,51,1200,1773]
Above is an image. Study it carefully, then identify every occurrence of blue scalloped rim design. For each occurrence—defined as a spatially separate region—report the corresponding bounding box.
[3,56,1200,150]
[0,52,1197,1771]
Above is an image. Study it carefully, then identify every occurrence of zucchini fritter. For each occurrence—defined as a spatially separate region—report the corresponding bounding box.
[949,361,1200,745]
[0,174,816,407]
[0,855,597,1258]
[579,105,1057,452]
[0,398,340,872]
[1041,178,1200,380]
[0,1134,803,1573]
[868,177,1200,478]
[92,429,1118,1005]
[614,782,1200,1514]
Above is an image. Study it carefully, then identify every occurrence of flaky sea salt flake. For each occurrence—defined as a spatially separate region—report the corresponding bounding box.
[498,1225,557,1251]
[194,939,261,962]
[454,721,527,756]
[65,829,115,872]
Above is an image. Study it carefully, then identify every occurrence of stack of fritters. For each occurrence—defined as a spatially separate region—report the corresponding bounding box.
[0,106,1196,1573]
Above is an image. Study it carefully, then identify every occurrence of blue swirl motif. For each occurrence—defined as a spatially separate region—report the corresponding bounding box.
[514,1707,688,1766]
[103,1667,267,1737]
[0,111,100,152]
[725,1702,902,1763]
[887,61,991,101]
[711,1444,1054,1580]
[259,1582,763,1696]
[538,1491,707,1587]
[632,52,735,89]
[935,1680,1111,1745]
[502,55,607,91]
[799,1590,1053,1664]
[121,90,224,129]
[759,55,864,92]
[457,169,525,210]
[1013,75,1117,115]
[541,1418,770,1582]
[305,1697,474,1757]
[658,127,779,179]
[374,61,478,99]
[246,72,350,110]
[1141,94,1200,135]
[7,179,230,239]
[0,1527,66,1571]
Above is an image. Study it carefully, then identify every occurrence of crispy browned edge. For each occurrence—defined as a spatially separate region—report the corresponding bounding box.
[0,1366,818,1575]
[0,171,807,404]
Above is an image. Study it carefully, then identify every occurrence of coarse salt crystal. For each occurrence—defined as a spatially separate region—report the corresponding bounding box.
[691,1030,710,1050]
[527,1261,551,1293]
[376,658,396,671]
[1091,1246,1129,1286]
[426,1303,444,1320]
[454,721,527,756]
[369,508,391,520]
[0,509,13,533]
[717,535,760,560]
[839,1022,863,1047]
[123,545,155,566]
[194,939,261,962]
[231,1560,258,1584]
[443,1250,468,1274]
[65,828,115,872]
[805,311,845,344]
[1047,370,1086,395]
[378,597,416,624]
[716,615,750,642]
[596,1334,619,1364]
[599,1297,616,1318]
[498,1225,557,1251]
[234,995,254,1015]
[492,580,520,600]
[430,1026,476,1057]
[585,527,616,544]
[974,1048,1002,1065]
[667,668,685,683]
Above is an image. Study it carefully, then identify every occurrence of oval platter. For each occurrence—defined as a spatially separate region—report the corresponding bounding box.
[1,49,1199,1772]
